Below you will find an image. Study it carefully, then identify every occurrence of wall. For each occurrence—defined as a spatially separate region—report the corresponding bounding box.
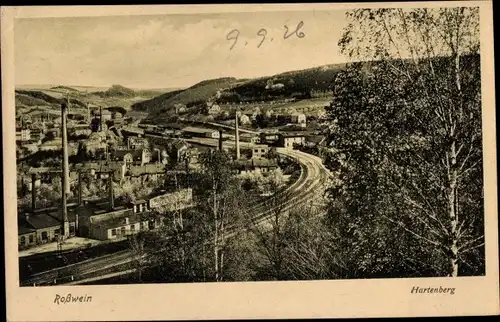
[18,232,37,248]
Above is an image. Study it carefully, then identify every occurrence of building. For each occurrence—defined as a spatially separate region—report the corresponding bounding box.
[24,108,60,123]
[239,133,259,144]
[182,126,220,139]
[101,109,113,121]
[147,188,194,213]
[16,128,31,141]
[260,132,280,144]
[234,158,279,174]
[111,148,152,166]
[169,139,189,162]
[68,124,91,137]
[76,204,152,241]
[278,133,306,149]
[122,126,145,138]
[127,137,149,150]
[291,113,307,125]
[206,101,221,115]
[239,114,251,125]
[252,144,269,159]
[18,209,77,249]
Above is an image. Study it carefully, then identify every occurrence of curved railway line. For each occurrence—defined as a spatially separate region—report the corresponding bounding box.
[21,144,332,286]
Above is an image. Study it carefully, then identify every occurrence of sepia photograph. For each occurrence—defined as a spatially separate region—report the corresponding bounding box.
[2,1,499,320]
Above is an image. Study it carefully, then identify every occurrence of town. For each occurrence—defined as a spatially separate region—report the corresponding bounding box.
[13,6,485,286]
[16,85,333,285]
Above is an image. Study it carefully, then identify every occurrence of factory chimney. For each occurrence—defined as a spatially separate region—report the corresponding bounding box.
[86,102,91,123]
[31,174,36,212]
[61,102,70,237]
[99,106,103,132]
[108,172,114,210]
[235,111,240,160]
[77,171,83,205]
[218,130,223,151]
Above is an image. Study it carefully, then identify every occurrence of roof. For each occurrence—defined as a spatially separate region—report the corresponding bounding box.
[182,126,217,134]
[94,212,148,230]
[122,126,145,135]
[172,139,189,150]
[18,224,36,235]
[22,212,61,230]
[234,158,278,169]
[280,133,306,138]
[127,164,165,176]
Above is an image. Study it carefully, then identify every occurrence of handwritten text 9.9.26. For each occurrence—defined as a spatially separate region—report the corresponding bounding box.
[226,21,305,50]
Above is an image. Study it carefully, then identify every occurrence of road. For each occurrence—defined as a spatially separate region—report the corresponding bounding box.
[22,142,332,286]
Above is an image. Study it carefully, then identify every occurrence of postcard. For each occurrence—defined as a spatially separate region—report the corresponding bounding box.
[2,1,499,321]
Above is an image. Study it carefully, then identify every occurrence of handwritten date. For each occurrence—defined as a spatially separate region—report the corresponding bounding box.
[226,21,305,50]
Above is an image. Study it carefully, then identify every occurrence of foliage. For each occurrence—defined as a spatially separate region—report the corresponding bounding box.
[326,7,483,277]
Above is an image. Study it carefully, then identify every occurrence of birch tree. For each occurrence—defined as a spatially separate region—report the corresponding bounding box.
[327,7,483,277]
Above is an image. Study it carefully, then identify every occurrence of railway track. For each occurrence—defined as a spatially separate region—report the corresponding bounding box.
[23,147,331,286]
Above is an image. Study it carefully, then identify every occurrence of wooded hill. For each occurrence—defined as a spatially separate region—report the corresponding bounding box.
[136,63,349,122]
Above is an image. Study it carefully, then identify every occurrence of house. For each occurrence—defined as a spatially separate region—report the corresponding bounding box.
[291,113,307,125]
[234,158,279,174]
[252,144,269,159]
[239,133,259,144]
[260,132,280,144]
[182,126,220,139]
[111,148,152,166]
[206,101,221,115]
[278,133,306,149]
[239,114,251,125]
[127,137,149,150]
[16,128,31,141]
[100,109,113,121]
[169,139,189,162]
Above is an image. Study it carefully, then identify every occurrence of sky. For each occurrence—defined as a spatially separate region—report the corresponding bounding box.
[14,10,349,89]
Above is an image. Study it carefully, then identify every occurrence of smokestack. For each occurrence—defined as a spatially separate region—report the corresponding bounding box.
[235,112,240,160]
[108,172,114,210]
[61,102,70,237]
[218,130,223,151]
[77,171,82,205]
[31,174,36,212]
[99,106,103,132]
[86,102,90,123]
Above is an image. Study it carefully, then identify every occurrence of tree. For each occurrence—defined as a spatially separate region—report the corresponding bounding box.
[326,7,483,277]
[199,149,244,281]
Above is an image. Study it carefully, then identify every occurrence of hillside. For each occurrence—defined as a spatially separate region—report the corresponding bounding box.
[136,77,239,117]
[15,84,167,114]
[135,64,348,123]
[93,84,136,98]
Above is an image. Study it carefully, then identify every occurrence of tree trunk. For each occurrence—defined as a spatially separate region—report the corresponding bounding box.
[448,140,459,277]
[213,187,219,281]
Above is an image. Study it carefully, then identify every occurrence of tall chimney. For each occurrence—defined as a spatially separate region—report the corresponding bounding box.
[77,171,82,205]
[86,102,91,123]
[99,106,103,132]
[235,111,240,160]
[218,130,223,151]
[31,174,36,212]
[108,172,114,210]
[61,102,70,237]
